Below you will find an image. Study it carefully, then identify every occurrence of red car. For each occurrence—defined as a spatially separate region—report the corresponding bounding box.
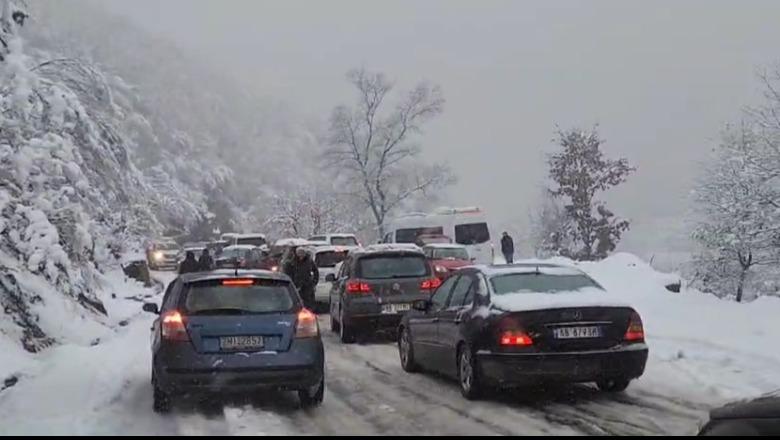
[422,244,473,279]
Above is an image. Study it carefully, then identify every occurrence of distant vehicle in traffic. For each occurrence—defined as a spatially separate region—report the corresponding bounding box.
[142,270,324,412]
[415,234,452,247]
[232,233,268,247]
[214,245,266,270]
[384,207,493,264]
[397,263,649,399]
[698,393,780,435]
[146,240,181,271]
[328,244,442,343]
[308,233,361,248]
[312,246,351,304]
[422,243,473,279]
[178,243,207,263]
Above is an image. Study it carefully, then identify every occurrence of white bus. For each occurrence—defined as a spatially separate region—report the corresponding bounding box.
[383,207,494,264]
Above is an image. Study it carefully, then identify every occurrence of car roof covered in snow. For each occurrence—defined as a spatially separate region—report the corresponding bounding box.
[471,262,586,277]
[273,238,312,247]
[422,243,467,249]
[179,269,289,284]
[354,244,424,256]
[222,244,260,251]
[235,233,266,239]
[313,245,358,254]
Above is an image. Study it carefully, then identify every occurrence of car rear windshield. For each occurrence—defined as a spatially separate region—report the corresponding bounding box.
[331,236,358,246]
[454,223,490,245]
[236,236,266,247]
[490,273,602,295]
[357,255,429,279]
[315,250,348,268]
[220,248,252,260]
[433,248,469,260]
[183,279,296,314]
[395,227,444,244]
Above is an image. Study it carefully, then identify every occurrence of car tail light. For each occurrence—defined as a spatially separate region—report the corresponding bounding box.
[295,308,319,338]
[161,311,190,342]
[346,280,371,294]
[420,277,442,291]
[624,312,645,343]
[222,279,254,286]
[499,330,533,347]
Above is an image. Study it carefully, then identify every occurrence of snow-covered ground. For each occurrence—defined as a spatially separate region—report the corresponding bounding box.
[1,255,778,435]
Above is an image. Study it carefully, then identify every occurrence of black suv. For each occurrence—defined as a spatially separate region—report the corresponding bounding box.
[327,245,441,343]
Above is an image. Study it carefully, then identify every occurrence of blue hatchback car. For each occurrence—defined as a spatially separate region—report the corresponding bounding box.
[143,270,325,413]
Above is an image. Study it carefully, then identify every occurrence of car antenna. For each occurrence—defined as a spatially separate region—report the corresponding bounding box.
[234,260,239,277]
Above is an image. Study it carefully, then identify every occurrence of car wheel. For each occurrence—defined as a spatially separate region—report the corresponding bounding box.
[458,344,482,400]
[597,378,631,393]
[153,384,172,413]
[339,306,356,344]
[398,327,419,373]
[298,377,325,408]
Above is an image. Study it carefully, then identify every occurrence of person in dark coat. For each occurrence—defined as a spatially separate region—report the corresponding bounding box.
[283,247,319,310]
[501,232,515,264]
[179,251,199,274]
[198,249,214,271]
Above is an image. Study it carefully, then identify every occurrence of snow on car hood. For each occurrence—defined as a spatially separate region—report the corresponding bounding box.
[490,287,632,312]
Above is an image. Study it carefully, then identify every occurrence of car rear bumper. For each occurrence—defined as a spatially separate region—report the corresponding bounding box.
[476,344,648,386]
[154,339,324,393]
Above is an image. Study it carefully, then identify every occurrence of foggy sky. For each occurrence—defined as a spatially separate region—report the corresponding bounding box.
[103,0,780,253]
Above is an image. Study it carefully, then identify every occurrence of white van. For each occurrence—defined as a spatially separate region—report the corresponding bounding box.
[383,207,493,264]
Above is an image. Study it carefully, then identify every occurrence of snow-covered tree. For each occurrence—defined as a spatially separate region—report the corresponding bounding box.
[325,68,453,238]
[528,189,574,258]
[691,124,780,302]
[546,127,634,261]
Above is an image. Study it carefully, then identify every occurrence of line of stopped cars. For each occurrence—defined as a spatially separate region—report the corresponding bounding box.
[139,242,779,435]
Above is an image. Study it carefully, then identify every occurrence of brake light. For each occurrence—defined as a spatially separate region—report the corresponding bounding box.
[295,308,319,338]
[222,279,254,286]
[420,277,442,290]
[624,312,645,342]
[161,311,189,341]
[499,330,533,347]
[346,280,371,294]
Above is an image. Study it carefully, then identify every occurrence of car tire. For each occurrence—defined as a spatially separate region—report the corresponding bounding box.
[597,378,631,393]
[398,327,420,373]
[298,377,325,408]
[339,306,356,344]
[153,384,172,413]
[458,343,482,400]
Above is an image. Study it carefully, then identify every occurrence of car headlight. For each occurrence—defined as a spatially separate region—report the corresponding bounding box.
[271,265,279,272]
[153,251,164,261]
[435,265,448,273]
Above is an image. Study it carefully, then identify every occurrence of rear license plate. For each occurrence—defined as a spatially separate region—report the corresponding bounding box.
[219,335,264,351]
[553,326,602,339]
[381,303,411,314]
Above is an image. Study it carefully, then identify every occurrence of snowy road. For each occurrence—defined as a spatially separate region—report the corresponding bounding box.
[7,256,780,436]
[0,310,705,436]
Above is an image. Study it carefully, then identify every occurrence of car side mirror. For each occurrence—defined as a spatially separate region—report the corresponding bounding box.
[325,274,336,282]
[142,303,159,314]
[412,299,431,312]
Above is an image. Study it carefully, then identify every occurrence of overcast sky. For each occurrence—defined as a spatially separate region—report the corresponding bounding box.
[103,0,780,253]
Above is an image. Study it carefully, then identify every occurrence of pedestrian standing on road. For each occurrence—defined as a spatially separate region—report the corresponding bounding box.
[198,249,214,271]
[179,251,199,274]
[283,247,319,311]
[501,232,515,264]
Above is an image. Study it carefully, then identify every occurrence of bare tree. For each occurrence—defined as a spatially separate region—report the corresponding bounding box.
[326,68,453,237]
[547,126,635,261]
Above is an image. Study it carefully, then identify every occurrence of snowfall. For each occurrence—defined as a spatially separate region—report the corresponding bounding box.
[1,253,779,435]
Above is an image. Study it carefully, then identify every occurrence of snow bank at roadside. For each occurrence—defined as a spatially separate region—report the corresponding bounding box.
[544,253,780,403]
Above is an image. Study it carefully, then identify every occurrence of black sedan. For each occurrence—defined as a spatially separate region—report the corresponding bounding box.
[397,263,649,399]
[699,394,780,436]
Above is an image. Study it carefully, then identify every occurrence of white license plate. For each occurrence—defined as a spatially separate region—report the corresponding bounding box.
[381,303,411,314]
[220,335,264,350]
[553,326,602,339]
